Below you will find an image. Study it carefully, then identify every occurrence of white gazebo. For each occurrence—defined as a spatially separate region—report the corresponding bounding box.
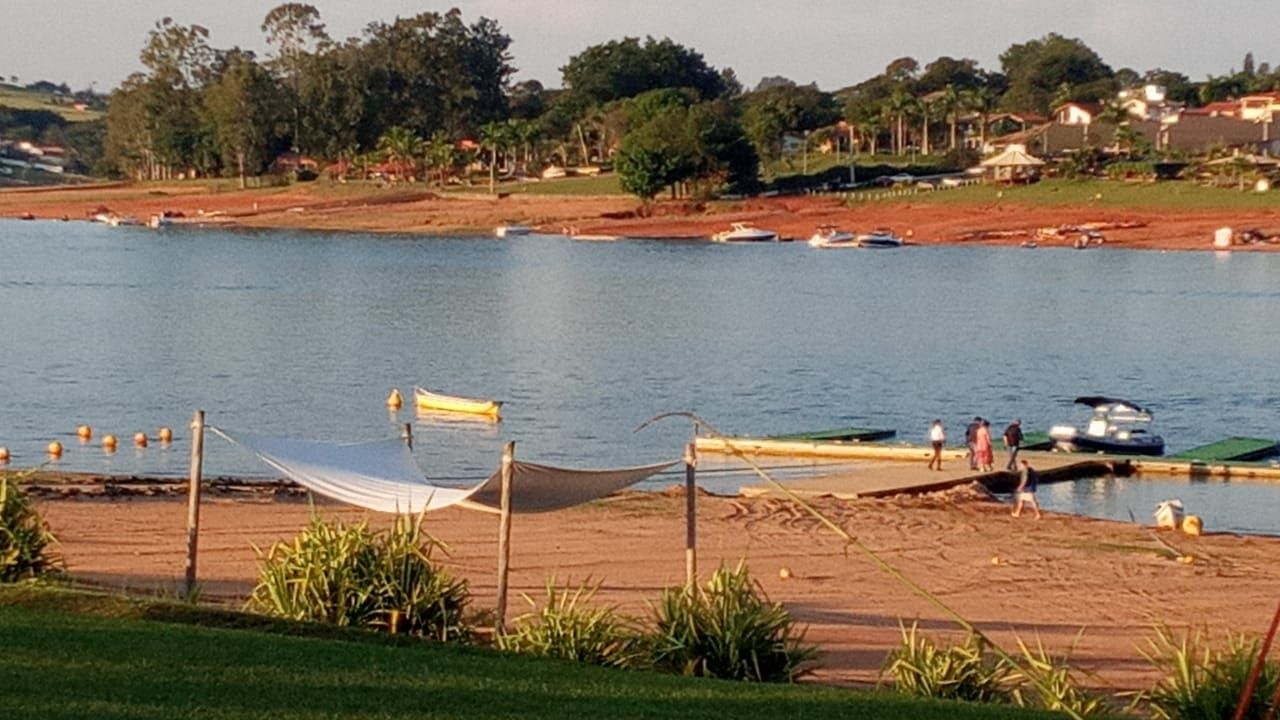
[980,144,1046,183]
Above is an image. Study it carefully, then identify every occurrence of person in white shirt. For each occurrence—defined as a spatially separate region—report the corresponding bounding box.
[927,419,946,471]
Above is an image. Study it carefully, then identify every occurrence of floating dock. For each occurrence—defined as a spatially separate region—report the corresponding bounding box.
[766,427,897,442]
[1168,437,1280,463]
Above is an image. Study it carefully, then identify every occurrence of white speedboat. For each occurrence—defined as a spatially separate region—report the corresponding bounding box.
[807,225,857,248]
[856,229,903,248]
[1048,396,1165,456]
[712,222,779,243]
[495,224,532,238]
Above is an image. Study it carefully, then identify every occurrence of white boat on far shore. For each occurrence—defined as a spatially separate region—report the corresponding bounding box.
[495,224,532,238]
[712,222,779,243]
[808,225,857,248]
[857,229,904,248]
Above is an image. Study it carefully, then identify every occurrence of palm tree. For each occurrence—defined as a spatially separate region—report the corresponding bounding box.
[919,96,936,156]
[425,131,455,187]
[940,84,963,152]
[479,121,513,194]
[859,114,886,156]
[965,86,997,151]
[377,126,423,182]
[886,88,913,156]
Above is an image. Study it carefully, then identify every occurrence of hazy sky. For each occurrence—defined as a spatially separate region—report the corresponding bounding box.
[0,1,1272,92]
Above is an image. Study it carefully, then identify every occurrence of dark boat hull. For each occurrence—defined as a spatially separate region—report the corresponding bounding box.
[1070,435,1165,456]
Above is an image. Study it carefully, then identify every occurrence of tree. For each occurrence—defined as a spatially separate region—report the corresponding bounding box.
[917,57,983,93]
[262,3,329,149]
[204,50,283,187]
[999,33,1114,113]
[965,85,998,150]
[939,83,963,151]
[478,120,514,193]
[616,140,675,210]
[740,83,839,163]
[377,125,423,181]
[561,36,725,107]
[425,130,455,186]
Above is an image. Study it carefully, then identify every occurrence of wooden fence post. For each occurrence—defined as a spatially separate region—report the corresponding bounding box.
[401,422,413,450]
[183,409,205,598]
[684,441,698,589]
[495,441,515,633]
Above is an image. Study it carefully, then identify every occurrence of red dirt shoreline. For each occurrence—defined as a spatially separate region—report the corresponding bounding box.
[3,182,1280,251]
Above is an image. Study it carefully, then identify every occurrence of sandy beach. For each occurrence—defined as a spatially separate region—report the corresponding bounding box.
[3,181,1280,251]
[31,483,1280,692]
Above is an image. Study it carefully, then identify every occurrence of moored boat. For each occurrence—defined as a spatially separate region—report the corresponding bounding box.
[1048,395,1165,455]
[712,222,779,243]
[856,229,904,248]
[495,225,532,238]
[807,225,857,248]
[414,385,502,419]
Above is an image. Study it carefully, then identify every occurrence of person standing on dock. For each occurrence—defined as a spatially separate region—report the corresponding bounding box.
[1012,459,1043,519]
[975,419,995,472]
[1003,419,1023,471]
[965,416,982,470]
[927,419,946,471]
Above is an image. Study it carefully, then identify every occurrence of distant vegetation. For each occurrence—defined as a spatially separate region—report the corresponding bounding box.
[7,5,1280,201]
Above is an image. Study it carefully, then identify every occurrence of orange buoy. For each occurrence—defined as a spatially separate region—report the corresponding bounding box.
[76,424,93,440]
[133,432,149,448]
[386,389,404,409]
[0,447,10,463]
[158,426,173,443]
[47,440,64,457]
[102,434,118,452]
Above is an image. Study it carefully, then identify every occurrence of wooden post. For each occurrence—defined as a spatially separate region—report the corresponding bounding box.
[183,409,205,598]
[684,441,698,589]
[401,422,413,450]
[494,441,515,633]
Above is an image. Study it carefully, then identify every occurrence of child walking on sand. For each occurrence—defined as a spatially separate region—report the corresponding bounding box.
[1012,459,1043,519]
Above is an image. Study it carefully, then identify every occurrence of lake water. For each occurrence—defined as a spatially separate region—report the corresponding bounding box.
[2,220,1278,531]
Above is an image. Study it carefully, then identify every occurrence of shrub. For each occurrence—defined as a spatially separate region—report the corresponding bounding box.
[1009,634,1109,717]
[497,576,641,668]
[647,561,817,682]
[1142,625,1278,720]
[883,621,1013,703]
[250,513,470,641]
[0,474,62,582]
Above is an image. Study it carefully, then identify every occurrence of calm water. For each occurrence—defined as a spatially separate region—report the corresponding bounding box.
[2,220,1278,530]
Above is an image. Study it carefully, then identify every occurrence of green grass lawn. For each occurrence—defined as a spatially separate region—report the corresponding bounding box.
[0,586,1064,720]
[0,85,103,122]
[445,173,624,196]
[888,177,1280,210]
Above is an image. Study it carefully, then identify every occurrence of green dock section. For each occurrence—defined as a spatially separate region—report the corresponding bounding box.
[1169,437,1280,462]
[1018,431,1055,451]
[766,427,897,442]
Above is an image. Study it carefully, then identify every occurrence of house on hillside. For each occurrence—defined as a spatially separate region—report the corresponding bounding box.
[1184,101,1241,119]
[1054,102,1102,125]
[1238,92,1280,122]
[1119,85,1182,121]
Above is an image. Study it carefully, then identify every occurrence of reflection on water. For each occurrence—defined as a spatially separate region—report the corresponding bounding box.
[1036,474,1280,535]
[1,220,1279,531]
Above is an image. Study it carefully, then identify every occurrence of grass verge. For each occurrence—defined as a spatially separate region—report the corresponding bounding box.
[0,584,1067,719]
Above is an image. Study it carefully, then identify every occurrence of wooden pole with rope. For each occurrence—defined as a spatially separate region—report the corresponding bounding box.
[494,441,515,634]
[183,409,205,598]
[684,440,697,589]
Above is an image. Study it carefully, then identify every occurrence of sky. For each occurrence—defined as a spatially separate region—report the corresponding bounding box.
[0,0,1273,93]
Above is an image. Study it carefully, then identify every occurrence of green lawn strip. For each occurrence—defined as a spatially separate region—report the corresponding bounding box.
[886,178,1280,211]
[0,585,1064,720]
[0,86,103,122]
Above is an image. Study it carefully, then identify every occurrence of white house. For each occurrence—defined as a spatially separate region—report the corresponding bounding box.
[1053,102,1102,125]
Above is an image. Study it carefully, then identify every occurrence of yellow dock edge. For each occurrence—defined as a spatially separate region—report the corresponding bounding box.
[695,437,1280,479]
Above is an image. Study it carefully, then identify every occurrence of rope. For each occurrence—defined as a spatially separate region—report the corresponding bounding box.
[636,411,1087,720]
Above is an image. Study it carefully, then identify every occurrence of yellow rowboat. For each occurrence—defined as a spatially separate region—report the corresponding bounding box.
[414,386,502,420]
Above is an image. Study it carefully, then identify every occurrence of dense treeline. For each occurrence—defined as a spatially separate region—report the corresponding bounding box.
[87,4,1280,198]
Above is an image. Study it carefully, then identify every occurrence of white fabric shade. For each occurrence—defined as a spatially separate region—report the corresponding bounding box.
[213,428,675,515]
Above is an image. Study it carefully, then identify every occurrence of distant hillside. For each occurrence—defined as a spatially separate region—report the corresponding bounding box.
[0,83,104,122]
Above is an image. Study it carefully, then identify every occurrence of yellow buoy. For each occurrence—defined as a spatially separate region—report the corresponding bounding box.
[778,567,792,580]
[76,424,93,440]
[102,434,118,451]
[0,447,10,463]
[1182,515,1204,537]
[158,426,173,443]
[47,440,64,457]
[386,388,404,409]
[133,432,149,448]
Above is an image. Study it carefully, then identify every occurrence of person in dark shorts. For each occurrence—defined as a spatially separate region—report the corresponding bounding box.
[927,419,945,471]
[1003,419,1023,471]
[1012,459,1043,519]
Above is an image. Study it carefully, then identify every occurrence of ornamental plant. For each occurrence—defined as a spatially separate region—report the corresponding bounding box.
[0,474,63,582]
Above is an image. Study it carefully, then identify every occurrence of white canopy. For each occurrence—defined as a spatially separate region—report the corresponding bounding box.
[213,428,675,515]
[981,145,1046,168]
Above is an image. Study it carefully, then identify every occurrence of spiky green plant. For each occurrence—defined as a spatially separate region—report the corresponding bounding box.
[883,621,1013,703]
[647,561,817,682]
[250,513,469,641]
[0,474,62,582]
[1008,633,1109,717]
[1141,625,1279,720]
[497,576,641,668]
